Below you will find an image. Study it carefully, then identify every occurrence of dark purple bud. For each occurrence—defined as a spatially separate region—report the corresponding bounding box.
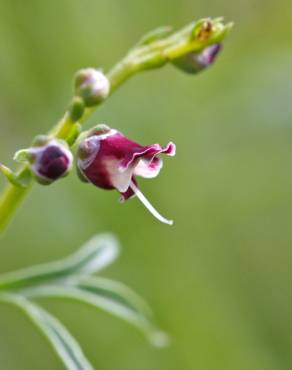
[74,68,110,107]
[14,139,73,185]
[172,43,222,74]
[77,125,176,224]
[36,145,71,181]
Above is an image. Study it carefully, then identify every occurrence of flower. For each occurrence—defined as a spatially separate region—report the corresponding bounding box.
[172,43,222,74]
[14,137,73,184]
[74,68,110,107]
[77,125,176,225]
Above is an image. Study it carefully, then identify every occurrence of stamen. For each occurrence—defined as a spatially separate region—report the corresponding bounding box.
[130,181,173,225]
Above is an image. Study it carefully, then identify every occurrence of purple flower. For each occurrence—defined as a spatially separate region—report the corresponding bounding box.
[172,43,222,74]
[14,138,73,184]
[77,125,176,225]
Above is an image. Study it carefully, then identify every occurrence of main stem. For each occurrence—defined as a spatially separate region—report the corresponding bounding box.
[0,168,32,232]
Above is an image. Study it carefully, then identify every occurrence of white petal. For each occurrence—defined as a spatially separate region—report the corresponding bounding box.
[106,159,134,193]
[134,158,163,178]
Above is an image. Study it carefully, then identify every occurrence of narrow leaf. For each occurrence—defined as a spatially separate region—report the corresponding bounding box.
[23,277,169,347]
[0,233,119,291]
[0,293,94,370]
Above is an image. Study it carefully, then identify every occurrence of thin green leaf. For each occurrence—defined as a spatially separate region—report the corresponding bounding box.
[0,293,94,370]
[23,277,169,347]
[0,233,119,291]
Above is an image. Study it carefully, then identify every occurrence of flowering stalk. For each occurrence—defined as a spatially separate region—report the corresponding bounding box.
[0,17,232,232]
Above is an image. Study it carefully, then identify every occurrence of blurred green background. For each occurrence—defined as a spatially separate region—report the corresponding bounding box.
[1,0,292,369]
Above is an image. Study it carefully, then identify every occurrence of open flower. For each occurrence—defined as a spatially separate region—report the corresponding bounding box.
[77,125,176,225]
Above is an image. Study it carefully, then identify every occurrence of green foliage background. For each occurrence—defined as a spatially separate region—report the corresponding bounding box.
[0,0,292,369]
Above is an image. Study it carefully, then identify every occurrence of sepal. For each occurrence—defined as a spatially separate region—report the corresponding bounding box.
[13,149,34,164]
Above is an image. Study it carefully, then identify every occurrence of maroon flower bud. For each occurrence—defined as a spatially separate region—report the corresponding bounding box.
[74,68,110,107]
[14,138,73,185]
[172,43,222,74]
[77,125,176,225]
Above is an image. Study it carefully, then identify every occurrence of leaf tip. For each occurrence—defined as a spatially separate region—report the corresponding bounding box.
[149,330,171,348]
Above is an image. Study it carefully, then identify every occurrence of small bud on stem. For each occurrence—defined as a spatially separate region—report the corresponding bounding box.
[14,138,73,185]
[74,68,110,107]
[172,43,222,74]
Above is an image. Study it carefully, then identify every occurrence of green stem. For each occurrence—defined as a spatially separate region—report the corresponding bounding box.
[0,167,32,233]
[107,59,136,92]
[49,111,75,139]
